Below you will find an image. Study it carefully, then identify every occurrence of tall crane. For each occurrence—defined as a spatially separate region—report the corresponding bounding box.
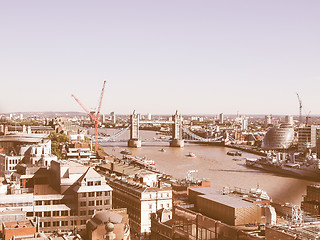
[296,92,302,125]
[72,80,107,154]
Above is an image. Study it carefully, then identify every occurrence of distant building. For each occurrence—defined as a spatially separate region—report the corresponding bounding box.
[241,116,248,131]
[219,113,224,124]
[100,114,106,124]
[298,125,320,152]
[0,133,57,176]
[262,124,294,150]
[110,112,116,124]
[65,139,91,162]
[264,115,272,128]
[302,184,320,216]
[284,115,294,125]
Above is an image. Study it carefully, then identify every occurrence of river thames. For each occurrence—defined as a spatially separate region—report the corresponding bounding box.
[99,129,316,205]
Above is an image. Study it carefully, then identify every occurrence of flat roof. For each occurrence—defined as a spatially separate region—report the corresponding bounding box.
[3,220,35,229]
[189,187,220,195]
[0,133,48,143]
[198,193,256,208]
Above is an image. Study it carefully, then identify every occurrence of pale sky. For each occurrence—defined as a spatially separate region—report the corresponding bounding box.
[0,1,319,115]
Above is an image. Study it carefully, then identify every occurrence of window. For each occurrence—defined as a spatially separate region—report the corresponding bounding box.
[27,212,33,217]
[61,211,68,216]
[81,220,86,225]
[96,200,102,206]
[53,221,59,227]
[88,210,94,215]
[104,199,111,205]
[53,211,59,216]
[71,220,77,226]
[105,191,110,196]
[96,192,102,197]
[88,192,95,197]
[80,201,86,207]
[61,221,68,226]
[81,193,86,197]
[44,212,51,217]
[35,201,42,206]
[88,181,94,186]
[44,222,51,227]
[80,211,86,216]
[95,181,101,185]
[44,200,51,205]
[35,212,42,217]
[89,201,94,206]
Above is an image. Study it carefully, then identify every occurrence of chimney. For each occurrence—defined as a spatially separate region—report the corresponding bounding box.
[111,162,114,173]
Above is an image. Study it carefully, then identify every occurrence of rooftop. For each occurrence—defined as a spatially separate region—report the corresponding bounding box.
[0,133,48,143]
[3,220,35,229]
[198,193,256,208]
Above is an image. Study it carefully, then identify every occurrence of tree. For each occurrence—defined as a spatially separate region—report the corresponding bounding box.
[48,132,69,159]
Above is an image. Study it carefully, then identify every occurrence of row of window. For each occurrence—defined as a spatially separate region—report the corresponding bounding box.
[35,210,68,217]
[35,200,62,206]
[149,203,170,209]
[81,191,111,198]
[7,159,20,165]
[80,199,109,207]
[79,207,106,216]
[87,181,101,186]
[40,220,86,228]
[148,192,171,199]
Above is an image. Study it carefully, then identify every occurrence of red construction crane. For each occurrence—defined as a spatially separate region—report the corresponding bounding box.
[72,80,106,154]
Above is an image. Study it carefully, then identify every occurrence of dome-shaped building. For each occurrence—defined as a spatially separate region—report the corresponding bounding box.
[262,124,294,150]
[86,209,130,240]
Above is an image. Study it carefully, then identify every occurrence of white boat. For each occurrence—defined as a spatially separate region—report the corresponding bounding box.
[187,152,196,158]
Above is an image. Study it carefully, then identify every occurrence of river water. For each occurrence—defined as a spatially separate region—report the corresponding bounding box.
[98,129,316,205]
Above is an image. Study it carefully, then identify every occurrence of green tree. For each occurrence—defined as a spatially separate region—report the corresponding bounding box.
[48,132,69,159]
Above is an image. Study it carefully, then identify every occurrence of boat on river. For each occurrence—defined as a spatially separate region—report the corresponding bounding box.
[245,154,320,180]
[227,151,242,156]
[187,152,196,158]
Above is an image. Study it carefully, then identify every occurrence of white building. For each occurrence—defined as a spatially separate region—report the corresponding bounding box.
[109,172,172,235]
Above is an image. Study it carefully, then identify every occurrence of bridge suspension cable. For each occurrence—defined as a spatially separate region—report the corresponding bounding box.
[181,125,223,142]
[98,125,131,142]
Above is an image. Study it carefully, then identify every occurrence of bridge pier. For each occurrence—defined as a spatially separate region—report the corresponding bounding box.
[170,110,184,148]
[128,110,141,148]
[170,139,184,147]
[128,139,142,148]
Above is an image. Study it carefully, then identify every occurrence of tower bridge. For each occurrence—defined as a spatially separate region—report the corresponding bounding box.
[98,110,228,148]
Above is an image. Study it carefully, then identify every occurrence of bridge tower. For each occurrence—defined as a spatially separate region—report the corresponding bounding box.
[128,110,142,148]
[170,110,184,147]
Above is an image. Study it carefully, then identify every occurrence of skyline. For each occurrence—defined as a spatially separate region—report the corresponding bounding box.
[1,1,320,115]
